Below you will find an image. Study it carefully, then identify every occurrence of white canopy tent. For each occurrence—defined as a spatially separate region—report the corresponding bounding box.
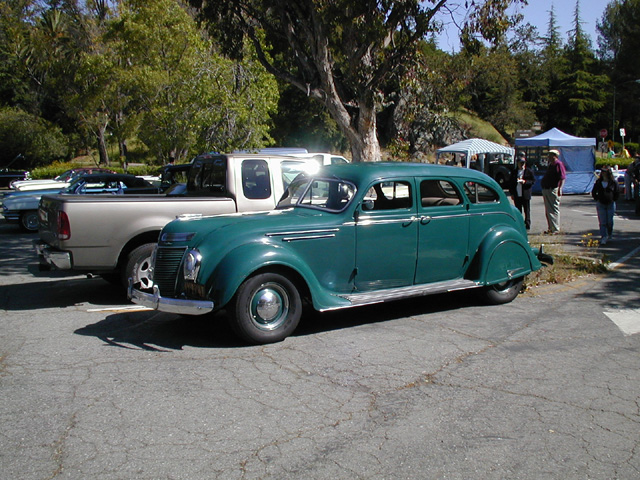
[436,138,514,159]
[436,138,515,187]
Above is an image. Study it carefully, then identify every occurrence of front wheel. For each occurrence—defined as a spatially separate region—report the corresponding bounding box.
[480,277,524,305]
[229,273,302,344]
[20,210,39,232]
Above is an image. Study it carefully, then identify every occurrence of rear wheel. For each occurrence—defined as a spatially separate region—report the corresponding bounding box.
[123,243,155,289]
[229,272,302,344]
[20,210,39,232]
[480,277,524,305]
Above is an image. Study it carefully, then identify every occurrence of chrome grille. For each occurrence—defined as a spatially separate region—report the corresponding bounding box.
[154,246,186,296]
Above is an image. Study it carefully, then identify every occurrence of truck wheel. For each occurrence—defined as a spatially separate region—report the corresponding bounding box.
[229,273,302,344]
[480,277,524,305]
[124,243,155,289]
[20,211,39,232]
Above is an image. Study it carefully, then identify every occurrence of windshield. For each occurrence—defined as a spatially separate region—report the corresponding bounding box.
[54,170,75,182]
[277,174,356,212]
[62,176,86,193]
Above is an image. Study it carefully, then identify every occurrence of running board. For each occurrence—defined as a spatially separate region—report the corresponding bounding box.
[339,279,481,308]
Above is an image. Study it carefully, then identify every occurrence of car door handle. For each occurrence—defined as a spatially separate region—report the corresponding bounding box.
[420,215,431,225]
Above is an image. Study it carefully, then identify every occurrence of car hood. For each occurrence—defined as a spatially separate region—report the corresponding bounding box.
[161,208,337,250]
[2,188,63,207]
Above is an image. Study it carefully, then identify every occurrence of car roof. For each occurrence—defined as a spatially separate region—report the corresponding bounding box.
[317,162,496,185]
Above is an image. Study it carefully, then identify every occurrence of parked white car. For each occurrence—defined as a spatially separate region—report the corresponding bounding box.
[10,167,114,191]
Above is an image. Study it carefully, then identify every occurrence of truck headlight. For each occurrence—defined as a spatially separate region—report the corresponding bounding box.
[183,249,202,281]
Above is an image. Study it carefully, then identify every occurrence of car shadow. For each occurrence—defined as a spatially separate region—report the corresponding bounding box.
[0,276,127,311]
[74,310,244,350]
[74,290,476,350]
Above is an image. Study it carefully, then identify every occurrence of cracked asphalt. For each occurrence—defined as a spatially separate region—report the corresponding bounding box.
[1,195,639,479]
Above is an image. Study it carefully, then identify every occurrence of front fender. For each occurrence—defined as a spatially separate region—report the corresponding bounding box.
[469,226,541,285]
[203,241,330,310]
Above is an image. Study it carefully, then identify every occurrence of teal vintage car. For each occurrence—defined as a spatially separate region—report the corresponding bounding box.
[129,162,548,344]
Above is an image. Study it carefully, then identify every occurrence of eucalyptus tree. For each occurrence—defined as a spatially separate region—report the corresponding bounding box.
[189,0,526,162]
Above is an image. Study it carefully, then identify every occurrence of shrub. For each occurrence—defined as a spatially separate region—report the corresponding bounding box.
[0,107,70,169]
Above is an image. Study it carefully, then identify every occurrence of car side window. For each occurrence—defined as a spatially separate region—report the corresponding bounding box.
[464,182,500,204]
[420,179,462,207]
[242,159,271,200]
[362,181,412,211]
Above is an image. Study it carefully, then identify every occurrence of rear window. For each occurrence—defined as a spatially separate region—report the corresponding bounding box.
[187,156,227,195]
[464,182,500,204]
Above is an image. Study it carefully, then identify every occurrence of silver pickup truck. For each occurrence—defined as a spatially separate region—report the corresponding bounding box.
[35,153,319,287]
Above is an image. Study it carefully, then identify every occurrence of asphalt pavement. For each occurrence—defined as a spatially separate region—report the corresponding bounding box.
[526,192,640,265]
[0,195,639,479]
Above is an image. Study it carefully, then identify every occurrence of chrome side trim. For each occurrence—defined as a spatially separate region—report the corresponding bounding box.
[266,228,340,242]
[128,279,214,315]
[281,234,336,242]
[356,216,417,226]
[337,279,480,308]
[266,228,340,237]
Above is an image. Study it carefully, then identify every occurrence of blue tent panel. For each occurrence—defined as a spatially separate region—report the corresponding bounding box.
[514,127,596,147]
[518,129,596,194]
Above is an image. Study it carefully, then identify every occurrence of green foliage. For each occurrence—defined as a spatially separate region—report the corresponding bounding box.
[271,83,347,152]
[596,157,635,170]
[29,160,158,179]
[110,0,279,163]
[0,107,69,168]
[30,162,86,180]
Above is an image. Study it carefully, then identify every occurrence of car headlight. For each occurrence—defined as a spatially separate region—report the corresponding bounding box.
[183,249,202,281]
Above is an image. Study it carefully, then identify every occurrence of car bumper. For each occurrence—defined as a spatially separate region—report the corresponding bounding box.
[34,240,72,269]
[128,279,214,315]
[2,210,19,222]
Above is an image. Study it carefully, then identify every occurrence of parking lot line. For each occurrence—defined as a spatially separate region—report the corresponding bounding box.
[604,309,640,336]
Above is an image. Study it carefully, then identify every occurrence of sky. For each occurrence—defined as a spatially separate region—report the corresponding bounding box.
[435,0,610,53]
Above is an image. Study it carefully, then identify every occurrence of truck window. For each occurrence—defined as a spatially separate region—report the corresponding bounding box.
[242,159,272,200]
[281,161,316,191]
[187,157,226,195]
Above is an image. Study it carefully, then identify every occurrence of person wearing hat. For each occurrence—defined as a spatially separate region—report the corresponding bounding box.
[509,152,535,230]
[540,149,566,234]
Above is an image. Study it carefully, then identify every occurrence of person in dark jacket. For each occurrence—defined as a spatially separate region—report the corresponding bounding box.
[592,166,619,245]
[508,154,536,230]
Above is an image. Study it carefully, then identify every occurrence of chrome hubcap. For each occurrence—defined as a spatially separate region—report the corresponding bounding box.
[250,283,289,331]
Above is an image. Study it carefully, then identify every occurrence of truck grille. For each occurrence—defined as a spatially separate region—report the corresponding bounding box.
[153,246,186,297]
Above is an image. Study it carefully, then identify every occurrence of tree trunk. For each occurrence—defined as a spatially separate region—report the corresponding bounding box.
[97,123,110,166]
[319,89,381,163]
[352,98,381,162]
